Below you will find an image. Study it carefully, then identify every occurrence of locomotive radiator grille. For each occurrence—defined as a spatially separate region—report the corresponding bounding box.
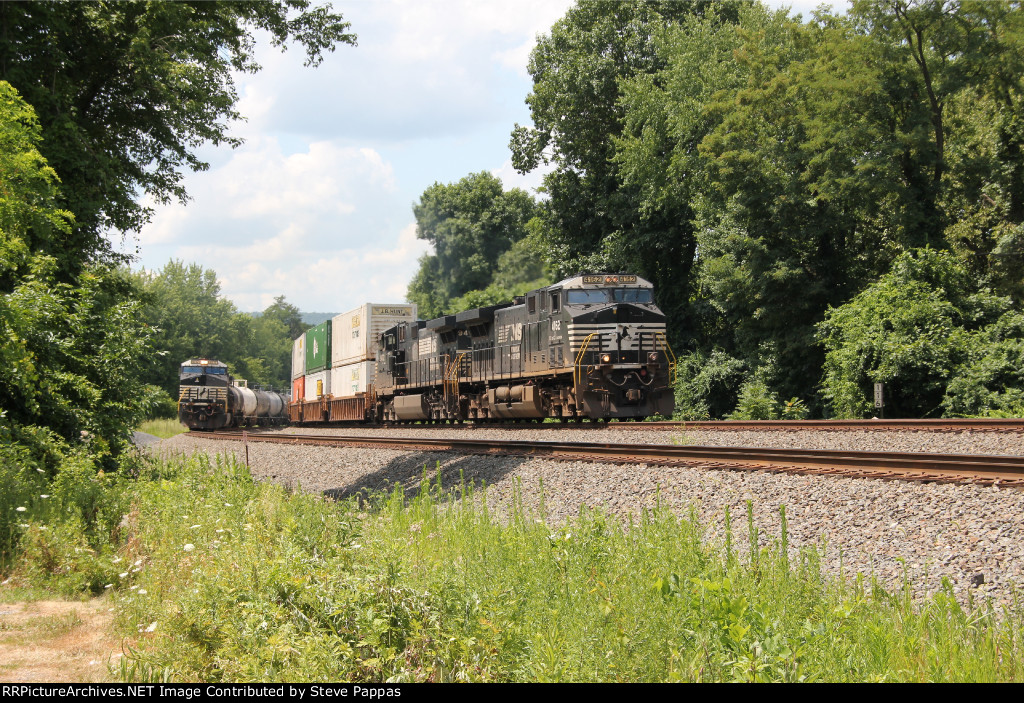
[179,386,228,403]
[567,323,667,355]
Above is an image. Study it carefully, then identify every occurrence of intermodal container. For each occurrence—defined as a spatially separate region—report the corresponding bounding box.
[329,360,376,398]
[303,371,330,402]
[291,376,305,404]
[291,336,305,380]
[331,303,417,367]
[304,321,332,374]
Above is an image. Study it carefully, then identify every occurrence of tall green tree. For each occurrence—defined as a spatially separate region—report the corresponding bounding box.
[0,0,356,277]
[510,0,746,346]
[407,172,540,318]
[1,81,154,467]
[135,261,252,398]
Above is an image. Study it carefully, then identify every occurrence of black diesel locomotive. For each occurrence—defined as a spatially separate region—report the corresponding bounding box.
[373,273,675,422]
[178,358,288,430]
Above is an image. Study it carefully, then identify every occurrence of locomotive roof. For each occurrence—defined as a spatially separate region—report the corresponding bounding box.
[181,358,227,368]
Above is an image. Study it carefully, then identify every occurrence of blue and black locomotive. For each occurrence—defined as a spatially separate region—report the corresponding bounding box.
[178,358,288,430]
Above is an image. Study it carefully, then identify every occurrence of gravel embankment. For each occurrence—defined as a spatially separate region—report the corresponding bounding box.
[155,428,1024,604]
[273,424,1024,456]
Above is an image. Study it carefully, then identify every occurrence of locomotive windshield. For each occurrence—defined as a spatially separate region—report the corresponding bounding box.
[566,288,652,305]
[182,366,227,375]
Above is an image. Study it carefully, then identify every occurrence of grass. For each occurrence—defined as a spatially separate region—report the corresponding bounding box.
[6,451,1024,682]
[137,419,187,439]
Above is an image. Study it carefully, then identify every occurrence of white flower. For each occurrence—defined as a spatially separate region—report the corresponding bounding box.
[190,525,201,529]
[119,572,128,579]
[40,494,50,499]
[224,503,233,507]
[130,585,138,590]
[138,589,147,595]
[15,507,26,512]
[134,559,143,566]
[104,584,113,589]
[183,543,195,552]
[112,556,122,563]
[145,622,157,632]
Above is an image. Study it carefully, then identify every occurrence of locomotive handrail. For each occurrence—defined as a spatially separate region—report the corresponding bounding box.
[654,331,677,385]
[443,353,466,417]
[574,332,596,394]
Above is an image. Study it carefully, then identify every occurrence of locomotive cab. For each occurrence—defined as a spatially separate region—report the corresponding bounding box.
[178,358,233,429]
[554,273,674,418]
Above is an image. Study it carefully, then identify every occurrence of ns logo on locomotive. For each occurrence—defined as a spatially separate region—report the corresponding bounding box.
[287,273,676,425]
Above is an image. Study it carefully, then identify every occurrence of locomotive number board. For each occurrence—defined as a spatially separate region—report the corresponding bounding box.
[582,274,637,284]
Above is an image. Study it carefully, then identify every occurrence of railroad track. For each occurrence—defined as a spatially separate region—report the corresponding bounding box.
[276,418,1024,432]
[190,431,1024,488]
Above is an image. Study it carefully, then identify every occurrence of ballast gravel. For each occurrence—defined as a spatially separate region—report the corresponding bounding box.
[155,427,1024,604]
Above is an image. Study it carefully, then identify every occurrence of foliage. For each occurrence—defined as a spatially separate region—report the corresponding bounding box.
[0,81,155,468]
[0,0,356,276]
[672,350,746,420]
[134,262,302,399]
[407,172,540,319]
[511,0,742,349]
[9,451,1020,681]
[818,249,1024,418]
[523,0,1024,416]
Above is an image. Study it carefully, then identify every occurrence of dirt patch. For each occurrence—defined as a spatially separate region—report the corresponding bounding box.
[0,599,123,682]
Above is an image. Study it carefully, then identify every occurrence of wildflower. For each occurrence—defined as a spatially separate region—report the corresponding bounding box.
[15,507,26,512]
[104,584,113,589]
[112,557,122,563]
[224,503,233,507]
[40,494,50,499]
[184,544,195,552]
[130,585,139,590]
[190,524,201,529]
[145,622,157,632]
[138,589,147,595]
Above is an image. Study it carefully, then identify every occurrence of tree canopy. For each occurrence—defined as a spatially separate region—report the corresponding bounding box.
[407,171,541,318]
[514,0,1024,418]
[1,81,154,467]
[0,0,356,276]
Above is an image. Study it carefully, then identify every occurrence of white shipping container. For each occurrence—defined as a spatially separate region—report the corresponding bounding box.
[291,336,305,380]
[303,371,330,402]
[331,303,417,367]
[329,360,376,398]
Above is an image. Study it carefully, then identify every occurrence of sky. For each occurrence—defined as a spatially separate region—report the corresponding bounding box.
[115,0,838,314]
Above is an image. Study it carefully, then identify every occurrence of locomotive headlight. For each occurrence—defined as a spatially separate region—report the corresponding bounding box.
[648,352,658,362]
[601,354,611,363]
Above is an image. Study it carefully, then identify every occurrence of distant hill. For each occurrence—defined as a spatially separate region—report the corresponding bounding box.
[301,312,338,326]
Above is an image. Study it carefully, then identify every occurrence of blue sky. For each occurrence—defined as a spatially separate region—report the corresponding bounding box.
[115,0,837,313]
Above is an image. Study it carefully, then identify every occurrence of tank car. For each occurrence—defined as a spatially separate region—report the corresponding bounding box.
[373,273,675,422]
[177,358,288,430]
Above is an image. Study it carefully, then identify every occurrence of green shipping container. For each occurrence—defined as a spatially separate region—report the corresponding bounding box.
[304,321,332,374]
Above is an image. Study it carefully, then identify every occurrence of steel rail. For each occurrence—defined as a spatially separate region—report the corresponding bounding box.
[190,431,1024,488]
[282,418,1024,432]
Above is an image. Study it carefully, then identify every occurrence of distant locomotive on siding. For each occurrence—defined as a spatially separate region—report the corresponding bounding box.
[178,358,288,430]
[288,274,675,424]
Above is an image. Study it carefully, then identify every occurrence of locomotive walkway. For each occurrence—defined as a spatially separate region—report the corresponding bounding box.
[191,429,1024,488]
